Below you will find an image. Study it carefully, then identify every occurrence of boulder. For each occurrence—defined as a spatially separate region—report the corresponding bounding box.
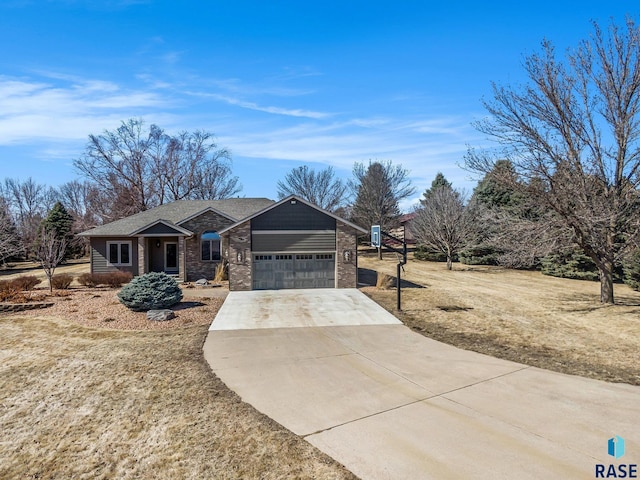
[195,278,209,286]
[147,309,175,322]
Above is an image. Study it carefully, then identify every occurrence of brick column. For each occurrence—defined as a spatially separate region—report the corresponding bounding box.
[137,237,146,276]
[178,236,186,282]
[228,222,252,291]
[336,222,358,288]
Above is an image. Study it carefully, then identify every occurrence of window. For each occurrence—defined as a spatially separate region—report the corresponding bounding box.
[201,231,221,261]
[106,241,132,266]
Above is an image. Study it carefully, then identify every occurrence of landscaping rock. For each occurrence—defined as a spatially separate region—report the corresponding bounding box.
[147,309,175,321]
[195,278,209,286]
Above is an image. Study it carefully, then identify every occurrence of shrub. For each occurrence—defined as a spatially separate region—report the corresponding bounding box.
[376,272,395,289]
[51,273,73,290]
[103,271,133,288]
[414,245,457,263]
[10,275,41,291]
[117,272,183,312]
[541,249,600,281]
[459,246,500,265]
[623,249,640,291]
[78,271,133,288]
[78,272,98,287]
[214,262,228,282]
[0,280,20,302]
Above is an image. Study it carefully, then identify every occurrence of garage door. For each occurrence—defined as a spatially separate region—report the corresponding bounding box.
[252,253,335,290]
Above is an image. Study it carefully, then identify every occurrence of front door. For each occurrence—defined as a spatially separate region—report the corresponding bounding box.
[164,242,178,272]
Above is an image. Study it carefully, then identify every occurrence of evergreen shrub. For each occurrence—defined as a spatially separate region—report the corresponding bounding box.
[623,249,640,291]
[541,250,599,281]
[117,272,183,311]
[459,246,500,265]
[414,245,457,263]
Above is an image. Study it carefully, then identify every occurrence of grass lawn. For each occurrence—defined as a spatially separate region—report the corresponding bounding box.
[359,252,640,386]
[0,316,356,479]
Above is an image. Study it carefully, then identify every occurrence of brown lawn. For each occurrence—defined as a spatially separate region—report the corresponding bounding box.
[0,261,356,480]
[359,252,640,386]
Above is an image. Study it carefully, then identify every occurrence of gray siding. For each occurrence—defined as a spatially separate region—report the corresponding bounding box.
[252,201,336,231]
[137,223,185,235]
[90,237,138,275]
[252,232,336,252]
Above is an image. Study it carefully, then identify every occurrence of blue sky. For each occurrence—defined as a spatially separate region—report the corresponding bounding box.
[0,1,637,210]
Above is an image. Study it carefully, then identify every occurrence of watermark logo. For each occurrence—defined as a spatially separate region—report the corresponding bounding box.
[596,435,637,478]
[609,436,626,459]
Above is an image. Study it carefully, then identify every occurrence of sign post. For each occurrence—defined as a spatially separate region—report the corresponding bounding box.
[371,225,407,311]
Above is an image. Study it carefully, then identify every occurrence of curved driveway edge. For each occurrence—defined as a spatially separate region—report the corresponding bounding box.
[204,289,640,479]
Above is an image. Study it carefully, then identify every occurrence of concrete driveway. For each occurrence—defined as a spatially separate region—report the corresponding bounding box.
[204,289,639,479]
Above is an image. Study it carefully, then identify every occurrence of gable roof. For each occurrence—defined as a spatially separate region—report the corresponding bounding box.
[217,195,368,234]
[78,198,275,237]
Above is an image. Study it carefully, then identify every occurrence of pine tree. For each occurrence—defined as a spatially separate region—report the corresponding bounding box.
[42,202,74,260]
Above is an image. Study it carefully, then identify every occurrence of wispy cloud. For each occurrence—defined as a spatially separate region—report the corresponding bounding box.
[187,91,331,119]
[0,74,171,144]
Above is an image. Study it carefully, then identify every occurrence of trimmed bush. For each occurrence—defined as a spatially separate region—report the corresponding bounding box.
[51,273,73,290]
[78,272,98,287]
[11,275,41,291]
[117,272,183,312]
[103,271,133,288]
[78,271,133,288]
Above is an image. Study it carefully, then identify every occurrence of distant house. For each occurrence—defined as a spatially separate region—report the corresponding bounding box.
[79,195,366,291]
[388,213,417,245]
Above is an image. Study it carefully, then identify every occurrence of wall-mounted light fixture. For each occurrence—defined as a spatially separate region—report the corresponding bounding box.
[343,249,351,262]
[156,240,161,248]
[237,250,244,262]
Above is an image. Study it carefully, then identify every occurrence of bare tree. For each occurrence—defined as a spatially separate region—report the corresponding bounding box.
[35,226,67,293]
[2,177,57,259]
[277,165,348,211]
[74,119,240,221]
[412,185,471,270]
[74,119,163,218]
[350,160,415,259]
[466,19,640,304]
[154,130,240,202]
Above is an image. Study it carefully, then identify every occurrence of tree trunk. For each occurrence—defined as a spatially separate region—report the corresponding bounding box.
[378,245,382,260]
[598,259,615,304]
[446,255,453,270]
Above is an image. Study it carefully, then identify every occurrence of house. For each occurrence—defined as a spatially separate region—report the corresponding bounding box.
[78,195,367,291]
[387,213,417,245]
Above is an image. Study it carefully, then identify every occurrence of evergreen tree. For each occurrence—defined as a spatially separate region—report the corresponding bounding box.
[42,202,74,260]
[0,198,22,265]
[420,172,453,204]
[350,160,414,259]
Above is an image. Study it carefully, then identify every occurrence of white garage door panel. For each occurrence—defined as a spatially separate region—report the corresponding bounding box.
[253,253,335,289]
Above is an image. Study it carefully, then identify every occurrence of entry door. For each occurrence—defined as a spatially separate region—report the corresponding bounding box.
[164,242,178,272]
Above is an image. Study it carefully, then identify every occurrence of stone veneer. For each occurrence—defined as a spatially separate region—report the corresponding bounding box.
[180,210,234,282]
[336,221,358,288]
[225,221,252,291]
